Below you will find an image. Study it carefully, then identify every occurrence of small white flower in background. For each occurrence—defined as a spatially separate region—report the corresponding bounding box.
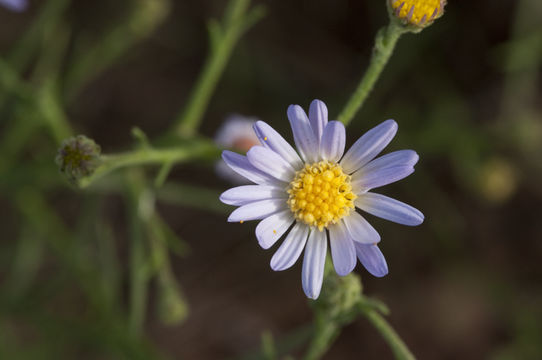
[0,0,28,12]
[220,100,424,299]
[215,115,261,184]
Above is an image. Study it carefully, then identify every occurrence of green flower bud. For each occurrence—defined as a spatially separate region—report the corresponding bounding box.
[56,135,102,184]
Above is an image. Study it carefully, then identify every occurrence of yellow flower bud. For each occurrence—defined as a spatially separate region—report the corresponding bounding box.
[390,0,447,28]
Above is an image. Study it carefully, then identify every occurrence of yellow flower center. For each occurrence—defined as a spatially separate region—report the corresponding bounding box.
[287,161,356,231]
[391,0,444,26]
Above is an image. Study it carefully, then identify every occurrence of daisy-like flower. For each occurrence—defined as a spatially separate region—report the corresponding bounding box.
[0,0,28,12]
[220,100,424,299]
[215,114,261,184]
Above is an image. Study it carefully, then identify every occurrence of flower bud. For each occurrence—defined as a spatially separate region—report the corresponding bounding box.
[56,135,102,184]
[389,0,446,28]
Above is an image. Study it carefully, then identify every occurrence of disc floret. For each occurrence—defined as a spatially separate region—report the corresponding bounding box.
[287,161,357,231]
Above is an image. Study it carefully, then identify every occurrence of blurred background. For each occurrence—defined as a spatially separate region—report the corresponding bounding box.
[1,0,541,359]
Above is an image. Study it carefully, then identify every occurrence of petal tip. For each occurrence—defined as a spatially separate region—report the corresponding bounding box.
[270,259,282,271]
[255,230,273,249]
[287,104,305,118]
[413,211,425,226]
[335,267,354,277]
[384,119,398,128]
[221,150,231,161]
[310,99,327,110]
[304,289,320,300]
[410,151,420,166]
[372,268,389,277]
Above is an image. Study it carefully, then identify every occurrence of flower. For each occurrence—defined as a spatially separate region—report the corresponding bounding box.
[214,114,261,184]
[390,0,446,28]
[220,100,423,299]
[0,0,28,12]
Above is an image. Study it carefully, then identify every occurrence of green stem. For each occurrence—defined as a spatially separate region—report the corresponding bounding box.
[172,0,265,136]
[337,22,406,126]
[125,171,150,337]
[78,140,219,188]
[301,259,414,360]
[362,309,415,360]
[64,0,167,100]
[129,222,147,337]
[147,213,189,325]
[156,182,230,214]
[302,258,350,360]
[0,0,69,108]
[7,0,70,71]
[38,80,73,144]
[303,320,339,360]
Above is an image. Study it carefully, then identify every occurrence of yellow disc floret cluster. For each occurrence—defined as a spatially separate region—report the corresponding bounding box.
[287,161,357,231]
[391,0,445,26]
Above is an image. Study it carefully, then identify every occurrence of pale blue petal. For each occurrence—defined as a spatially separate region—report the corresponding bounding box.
[270,223,309,271]
[220,185,285,206]
[256,210,294,249]
[351,166,414,193]
[287,105,319,163]
[222,151,278,185]
[355,243,388,277]
[356,150,419,176]
[320,121,346,163]
[340,120,398,174]
[253,121,303,170]
[356,192,424,226]
[227,199,286,222]
[301,229,327,299]
[342,212,381,244]
[308,99,328,145]
[329,222,356,276]
[351,150,418,192]
[247,146,295,182]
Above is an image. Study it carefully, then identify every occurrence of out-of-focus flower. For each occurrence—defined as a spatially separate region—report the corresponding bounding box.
[0,0,28,12]
[390,0,446,28]
[214,115,261,184]
[56,135,102,184]
[220,100,423,299]
[478,158,517,204]
[129,0,170,37]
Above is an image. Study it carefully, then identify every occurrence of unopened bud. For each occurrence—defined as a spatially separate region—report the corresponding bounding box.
[56,135,102,184]
[389,0,446,29]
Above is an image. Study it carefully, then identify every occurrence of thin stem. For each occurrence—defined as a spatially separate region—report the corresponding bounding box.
[362,309,415,360]
[129,223,147,337]
[7,0,70,71]
[78,139,219,188]
[125,171,150,337]
[337,22,406,126]
[148,213,189,325]
[172,0,265,136]
[64,0,167,100]
[156,182,230,214]
[96,221,121,313]
[38,80,73,144]
[302,320,339,360]
[302,258,349,360]
[0,0,69,108]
